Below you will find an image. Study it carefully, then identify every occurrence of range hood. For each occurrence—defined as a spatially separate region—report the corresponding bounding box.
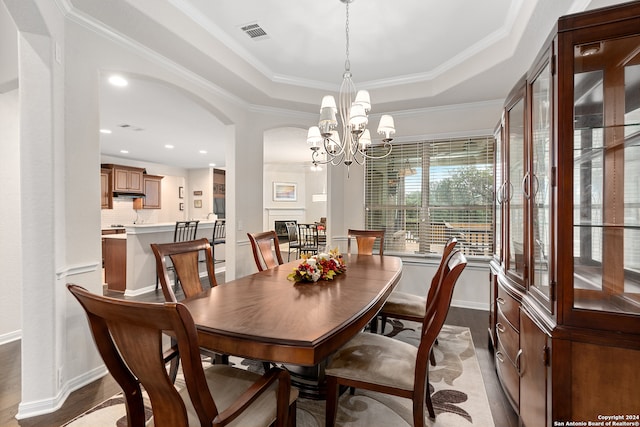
[113,191,146,199]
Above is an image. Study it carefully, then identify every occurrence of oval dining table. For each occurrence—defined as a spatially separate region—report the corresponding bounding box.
[180,254,403,397]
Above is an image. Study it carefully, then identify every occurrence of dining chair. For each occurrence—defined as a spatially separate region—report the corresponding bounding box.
[210,219,226,264]
[377,237,458,339]
[248,230,284,272]
[324,250,467,427]
[285,222,302,261]
[151,238,217,303]
[67,284,298,427]
[347,229,385,255]
[151,238,225,371]
[155,220,200,290]
[297,223,319,256]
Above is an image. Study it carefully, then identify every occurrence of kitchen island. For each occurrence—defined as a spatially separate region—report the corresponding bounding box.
[111,221,216,295]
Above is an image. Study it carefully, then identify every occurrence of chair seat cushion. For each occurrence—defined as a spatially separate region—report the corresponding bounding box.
[326,332,417,390]
[178,365,298,427]
[382,291,426,319]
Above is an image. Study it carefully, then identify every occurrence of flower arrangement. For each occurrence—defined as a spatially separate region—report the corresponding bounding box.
[287,248,346,283]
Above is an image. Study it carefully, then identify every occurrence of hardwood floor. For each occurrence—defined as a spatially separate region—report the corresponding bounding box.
[0,280,518,427]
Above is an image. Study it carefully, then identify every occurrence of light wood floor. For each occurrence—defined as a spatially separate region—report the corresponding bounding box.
[0,281,518,427]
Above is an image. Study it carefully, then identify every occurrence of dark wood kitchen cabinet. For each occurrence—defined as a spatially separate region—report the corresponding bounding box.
[103,236,126,292]
[490,3,640,425]
[133,174,163,209]
[100,168,112,209]
[102,164,144,193]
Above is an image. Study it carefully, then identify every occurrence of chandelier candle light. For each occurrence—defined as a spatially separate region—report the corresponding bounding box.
[307,0,395,176]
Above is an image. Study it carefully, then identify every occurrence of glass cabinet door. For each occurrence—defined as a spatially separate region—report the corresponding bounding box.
[506,97,526,284]
[572,34,640,322]
[494,121,504,263]
[530,60,553,309]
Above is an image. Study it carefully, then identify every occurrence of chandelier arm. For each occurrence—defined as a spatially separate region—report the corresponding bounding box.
[357,142,394,160]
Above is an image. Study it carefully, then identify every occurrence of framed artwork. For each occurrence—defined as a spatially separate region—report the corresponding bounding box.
[193,190,203,196]
[194,200,202,208]
[273,182,297,201]
[179,202,184,211]
[178,186,184,199]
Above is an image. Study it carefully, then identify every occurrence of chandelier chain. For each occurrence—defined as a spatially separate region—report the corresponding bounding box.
[344,2,350,72]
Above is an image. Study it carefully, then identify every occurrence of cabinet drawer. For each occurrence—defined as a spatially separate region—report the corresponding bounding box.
[497,284,520,331]
[496,339,520,410]
[496,311,520,363]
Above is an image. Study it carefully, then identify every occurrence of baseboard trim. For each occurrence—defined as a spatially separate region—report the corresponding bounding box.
[452,300,489,311]
[16,365,108,420]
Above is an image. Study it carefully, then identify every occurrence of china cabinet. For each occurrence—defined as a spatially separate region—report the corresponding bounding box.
[490,2,640,425]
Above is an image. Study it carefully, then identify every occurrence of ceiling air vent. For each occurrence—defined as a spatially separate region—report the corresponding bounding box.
[118,123,145,131]
[240,23,269,40]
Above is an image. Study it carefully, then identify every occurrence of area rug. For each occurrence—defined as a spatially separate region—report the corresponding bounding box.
[64,321,494,427]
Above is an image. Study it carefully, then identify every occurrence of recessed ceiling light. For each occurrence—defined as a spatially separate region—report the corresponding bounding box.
[199,150,207,154]
[120,150,129,154]
[108,75,128,87]
[209,163,216,167]
[100,129,112,134]
[165,144,174,149]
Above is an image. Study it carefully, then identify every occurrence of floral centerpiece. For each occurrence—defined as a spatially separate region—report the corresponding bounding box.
[287,248,346,283]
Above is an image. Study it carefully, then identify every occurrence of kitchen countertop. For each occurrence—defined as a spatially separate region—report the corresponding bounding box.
[123,220,216,235]
[101,233,127,239]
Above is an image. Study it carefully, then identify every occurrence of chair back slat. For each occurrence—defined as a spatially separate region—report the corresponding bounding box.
[248,230,284,272]
[67,285,217,427]
[151,238,216,302]
[174,220,199,242]
[347,229,385,255]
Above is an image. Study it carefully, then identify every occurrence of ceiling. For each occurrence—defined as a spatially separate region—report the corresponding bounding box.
[1,0,627,169]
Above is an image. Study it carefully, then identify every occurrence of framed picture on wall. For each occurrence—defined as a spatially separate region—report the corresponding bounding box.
[273,182,297,201]
[178,186,184,199]
[179,202,184,211]
[194,200,202,208]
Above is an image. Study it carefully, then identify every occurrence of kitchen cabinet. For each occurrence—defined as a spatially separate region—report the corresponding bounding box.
[102,164,144,193]
[133,174,163,209]
[100,168,112,209]
[103,235,126,292]
[489,2,640,425]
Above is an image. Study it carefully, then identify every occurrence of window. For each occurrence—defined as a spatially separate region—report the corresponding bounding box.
[365,136,495,257]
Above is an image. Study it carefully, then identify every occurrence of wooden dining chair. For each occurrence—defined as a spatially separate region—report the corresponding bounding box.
[155,220,200,290]
[347,229,385,255]
[67,284,298,427]
[377,237,458,339]
[248,230,284,272]
[151,238,217,302]
[324,250,467,427]
[151,238,224,370]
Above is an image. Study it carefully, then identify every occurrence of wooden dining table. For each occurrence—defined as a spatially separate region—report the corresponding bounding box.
[181,254,402,367]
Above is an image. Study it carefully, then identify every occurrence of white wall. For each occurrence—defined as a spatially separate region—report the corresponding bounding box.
[187,168,214,220]
[0,89,21,344]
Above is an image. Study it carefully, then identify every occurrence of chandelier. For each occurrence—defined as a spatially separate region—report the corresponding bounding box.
[307,0,395,175]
